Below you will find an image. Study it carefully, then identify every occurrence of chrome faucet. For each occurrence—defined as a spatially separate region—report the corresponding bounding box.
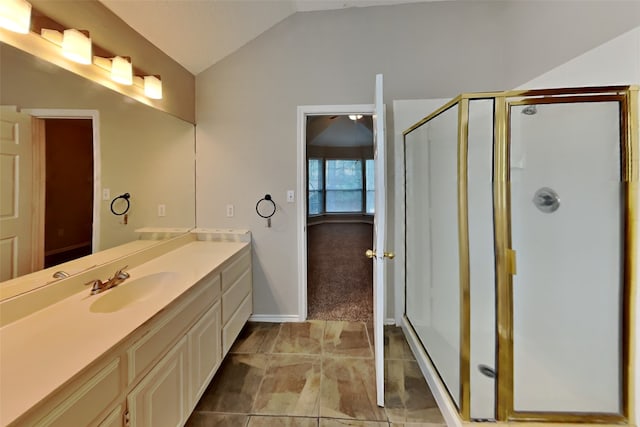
[85,266,130,295]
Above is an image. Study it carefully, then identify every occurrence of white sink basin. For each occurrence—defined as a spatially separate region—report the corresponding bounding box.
[89,272,180,313]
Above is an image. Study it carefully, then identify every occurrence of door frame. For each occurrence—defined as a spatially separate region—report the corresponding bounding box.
[21,109,101,256]
[296,104,375,321]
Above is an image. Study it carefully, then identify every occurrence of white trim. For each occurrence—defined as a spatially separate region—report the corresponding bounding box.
[21,109,101,253]
[296,104,375,322]
[401,315,463,427]
[249,314,301,323]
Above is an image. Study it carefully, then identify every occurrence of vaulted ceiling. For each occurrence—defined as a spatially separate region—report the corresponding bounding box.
[99,0,437,75]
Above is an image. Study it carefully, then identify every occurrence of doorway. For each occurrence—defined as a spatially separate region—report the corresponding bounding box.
[42,118,94,267]
[24,108,100,270]
[297,106,376,321]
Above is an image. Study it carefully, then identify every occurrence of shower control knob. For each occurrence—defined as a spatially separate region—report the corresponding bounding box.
[533,187,560,213]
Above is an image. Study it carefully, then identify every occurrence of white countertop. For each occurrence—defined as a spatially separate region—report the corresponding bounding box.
[0,240,248,426]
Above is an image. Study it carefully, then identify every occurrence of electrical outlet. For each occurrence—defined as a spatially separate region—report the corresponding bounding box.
[102,188,110,200]
[158,204,166,217]
[286,190,295,203]
[226,204,234,217]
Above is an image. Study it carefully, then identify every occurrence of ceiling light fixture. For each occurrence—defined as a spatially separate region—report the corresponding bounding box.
[349,114,363,121]
[0,0,31,34]
[111,56,133,85]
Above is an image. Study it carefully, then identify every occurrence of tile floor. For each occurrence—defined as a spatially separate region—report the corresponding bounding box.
[186,321,446,427]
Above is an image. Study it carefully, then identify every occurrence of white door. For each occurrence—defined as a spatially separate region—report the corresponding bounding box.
[0,106,34,281]
[372,74,389,407]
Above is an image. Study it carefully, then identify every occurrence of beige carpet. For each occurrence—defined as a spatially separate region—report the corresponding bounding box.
[307,223,373,322]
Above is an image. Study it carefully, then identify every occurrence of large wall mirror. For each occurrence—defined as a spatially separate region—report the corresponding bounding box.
[0,42,195,296]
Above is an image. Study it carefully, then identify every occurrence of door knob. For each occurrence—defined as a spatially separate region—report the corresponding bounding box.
[365,249,395,259]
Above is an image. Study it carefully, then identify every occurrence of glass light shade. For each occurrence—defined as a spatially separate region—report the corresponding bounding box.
[144,75,163,99]
[62,29,92,64]
[0,0,31,34]
[111,56,132,85]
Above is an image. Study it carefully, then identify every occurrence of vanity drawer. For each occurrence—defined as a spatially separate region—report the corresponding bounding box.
[222,269,251,324]
[127,274,220,385]
[221,250,251,292]
[36,358,122,427]
[222,293,252,356]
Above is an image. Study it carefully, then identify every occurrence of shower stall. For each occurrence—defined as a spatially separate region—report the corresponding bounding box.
[402,86,638,423]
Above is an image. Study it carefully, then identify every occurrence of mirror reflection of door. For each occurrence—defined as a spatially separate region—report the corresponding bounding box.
[43,119,93,268]
[305,114,375,322]
[0,106,34,281]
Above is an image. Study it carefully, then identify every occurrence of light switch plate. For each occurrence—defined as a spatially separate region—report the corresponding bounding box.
[158,204,166,217]
[102,188,110,200]
[226,204,234,217]
[286,190,295,203]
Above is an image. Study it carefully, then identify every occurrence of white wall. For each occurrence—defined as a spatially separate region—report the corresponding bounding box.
[195,1,640,319]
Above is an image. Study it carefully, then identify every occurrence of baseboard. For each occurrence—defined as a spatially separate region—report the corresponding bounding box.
[249,314,301,323]
[249,314,394,324]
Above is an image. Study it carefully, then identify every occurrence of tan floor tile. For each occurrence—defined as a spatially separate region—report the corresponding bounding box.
[253,354,322,416]
[248,415,318,426]
[389,423,446,427]
[231,322,280,354]
[384,360,443,424]
[185,412,249,427]
[273,321,325,354]
[194,354,268,413]
[323,321,373,358]
[320,357,387,421]
[321,418,390,426]
[384,326,415,361]
[366,321,375,348]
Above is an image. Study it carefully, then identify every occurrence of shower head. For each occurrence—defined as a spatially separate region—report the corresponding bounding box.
[521,105,538,115]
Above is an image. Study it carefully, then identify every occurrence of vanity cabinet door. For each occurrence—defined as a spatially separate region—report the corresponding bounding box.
[34,358,122,427]
[127,336,189,427]
[98,405,123,427]
[189,301,221,405]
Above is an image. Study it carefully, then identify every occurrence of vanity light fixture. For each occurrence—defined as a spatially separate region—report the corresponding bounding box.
[143,75,162,99]
[0,0,32,34]
[62,29,92,64]
[110,56,133,85]
[41,28,93,64]
[349,114,363,121]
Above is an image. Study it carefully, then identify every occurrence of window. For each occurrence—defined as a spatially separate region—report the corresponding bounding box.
[365,159,375,214]
[307,158,374,215]
[326,159,362,212]
[308,158,323,215]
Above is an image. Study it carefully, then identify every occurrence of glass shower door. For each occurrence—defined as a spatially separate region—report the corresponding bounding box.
[509,100,623,414]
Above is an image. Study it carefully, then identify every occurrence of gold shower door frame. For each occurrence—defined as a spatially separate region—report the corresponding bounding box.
[404,85,638,423]
[493,87,637,423]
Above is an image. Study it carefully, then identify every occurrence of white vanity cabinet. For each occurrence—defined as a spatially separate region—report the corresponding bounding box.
[221,250,253,355]
[127,336,190,427]
[6,242,252,427]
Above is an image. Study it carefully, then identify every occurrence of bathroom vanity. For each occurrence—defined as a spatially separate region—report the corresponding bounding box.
[0,231,252,427]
